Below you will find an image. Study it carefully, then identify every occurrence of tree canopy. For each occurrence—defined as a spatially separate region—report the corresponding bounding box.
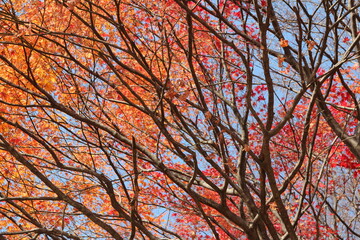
[0,0,359,239]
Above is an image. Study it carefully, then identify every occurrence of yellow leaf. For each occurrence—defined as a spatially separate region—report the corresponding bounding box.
[42,76,57,91]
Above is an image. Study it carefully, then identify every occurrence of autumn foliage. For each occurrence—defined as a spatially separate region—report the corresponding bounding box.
[0,0,359,239]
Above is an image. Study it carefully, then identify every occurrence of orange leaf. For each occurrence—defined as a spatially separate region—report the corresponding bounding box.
[164,89,176,99]
[244,145,251,152]
[205,111,212,120]
[306,40,316,50]
[218,132,224,142]
[178,90,190,101]
[279,38,288,47]
[278,55,285,67]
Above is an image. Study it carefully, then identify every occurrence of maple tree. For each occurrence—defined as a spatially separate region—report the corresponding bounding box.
[0,0,359,239]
